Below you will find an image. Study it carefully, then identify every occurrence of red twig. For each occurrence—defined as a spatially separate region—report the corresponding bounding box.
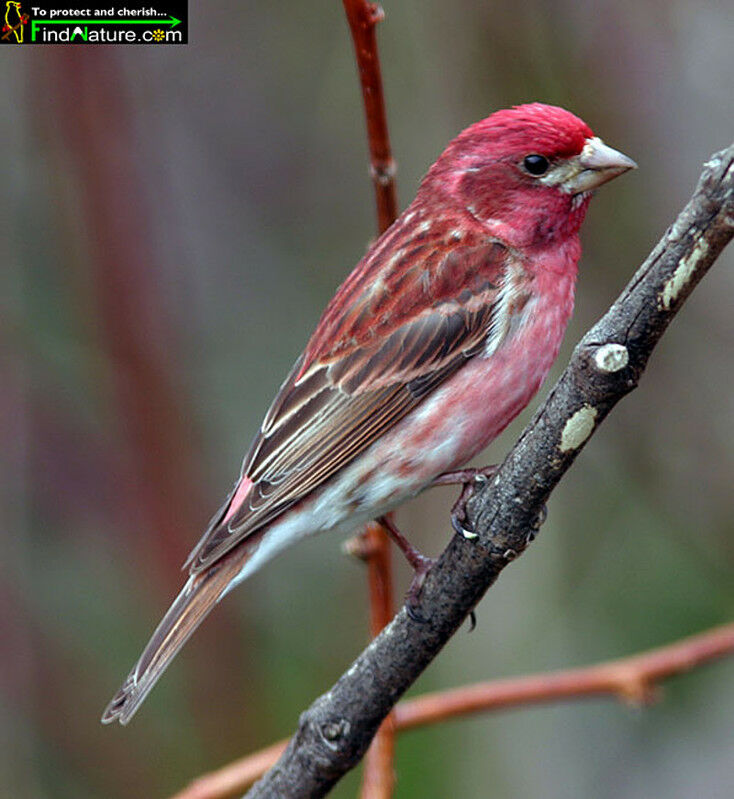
[170,740,288,799]
[356,523,396,799]
[394,621,734,728]
[169,622,734,799]
[342,0,398,233]
[341,3,400,796]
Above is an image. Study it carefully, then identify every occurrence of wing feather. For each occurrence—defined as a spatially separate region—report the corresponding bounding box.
[186,230,521,572]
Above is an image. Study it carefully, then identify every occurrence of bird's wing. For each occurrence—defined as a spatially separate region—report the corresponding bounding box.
[186,231,522,573]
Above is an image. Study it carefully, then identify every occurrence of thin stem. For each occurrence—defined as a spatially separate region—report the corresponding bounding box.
[342,2,400,795]
[358,522,396,799]
[169,622,734,799]
[342,0,398,233]
[394,621,734,728]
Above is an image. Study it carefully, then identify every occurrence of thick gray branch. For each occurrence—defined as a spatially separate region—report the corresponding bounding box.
[245,144,734,798]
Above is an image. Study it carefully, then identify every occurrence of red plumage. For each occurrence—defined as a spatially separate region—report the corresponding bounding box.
[103,104,635,724]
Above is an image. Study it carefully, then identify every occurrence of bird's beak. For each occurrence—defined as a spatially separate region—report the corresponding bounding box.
[563,137,637,194]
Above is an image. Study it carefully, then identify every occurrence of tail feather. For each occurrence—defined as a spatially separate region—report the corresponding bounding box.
[101,552,245,725]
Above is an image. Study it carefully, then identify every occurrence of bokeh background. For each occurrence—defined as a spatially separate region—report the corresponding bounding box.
[2,1,733,797]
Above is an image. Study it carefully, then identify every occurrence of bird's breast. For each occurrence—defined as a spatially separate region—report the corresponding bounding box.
[370,260,577,486]
[292,251,579,524]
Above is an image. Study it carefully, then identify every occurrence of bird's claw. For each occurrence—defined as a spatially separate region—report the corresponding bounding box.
[451,511,477,539]
[442,465,498,540]
[405,554,437,623]
[406,601,431,624]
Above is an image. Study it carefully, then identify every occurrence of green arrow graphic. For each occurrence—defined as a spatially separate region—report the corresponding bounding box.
[31,15,181,41]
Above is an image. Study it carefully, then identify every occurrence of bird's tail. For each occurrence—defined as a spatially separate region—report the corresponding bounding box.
[101,550,246,725]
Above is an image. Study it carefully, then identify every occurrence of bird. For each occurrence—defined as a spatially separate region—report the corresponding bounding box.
[102,103,636,724]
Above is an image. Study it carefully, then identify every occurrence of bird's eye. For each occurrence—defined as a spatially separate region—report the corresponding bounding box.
[523,154,550,176]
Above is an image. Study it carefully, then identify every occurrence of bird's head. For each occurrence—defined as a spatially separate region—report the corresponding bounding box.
[424,103,636,250]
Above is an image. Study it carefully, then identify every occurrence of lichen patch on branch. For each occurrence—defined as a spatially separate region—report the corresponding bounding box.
[593,343,629,373]
[659,234,709,310]
[560,405,598,452]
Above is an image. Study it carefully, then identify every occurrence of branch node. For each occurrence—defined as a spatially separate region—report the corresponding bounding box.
[592,342,629,373]
[343,535,376,561]
[370,158,397,185]
[320,719,351,748]
[617,677,660,707]
[366,2,385,25]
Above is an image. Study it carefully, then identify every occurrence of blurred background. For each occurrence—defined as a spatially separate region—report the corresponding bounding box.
[2,1,733,797]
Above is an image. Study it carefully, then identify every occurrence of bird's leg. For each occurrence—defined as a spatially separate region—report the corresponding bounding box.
[431,465,499,538]
[377,514,436,622]
[376,467,498,621]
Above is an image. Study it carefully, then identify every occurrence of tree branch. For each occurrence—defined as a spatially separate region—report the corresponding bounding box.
[239,145,733,797]
[171,622,734,798]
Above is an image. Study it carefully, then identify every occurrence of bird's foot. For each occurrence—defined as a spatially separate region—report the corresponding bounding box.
[404,553,438,623]
[377,515,436,622]
[431,465,498,539]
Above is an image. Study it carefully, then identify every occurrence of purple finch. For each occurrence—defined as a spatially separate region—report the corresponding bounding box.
[103,103,635,724]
